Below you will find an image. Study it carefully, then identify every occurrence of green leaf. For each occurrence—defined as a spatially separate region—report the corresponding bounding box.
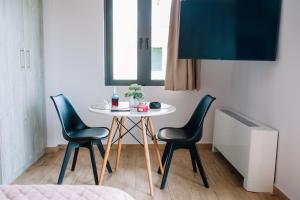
[125,83,144,100]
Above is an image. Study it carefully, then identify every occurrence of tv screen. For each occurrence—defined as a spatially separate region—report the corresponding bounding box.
[178,0,282,61]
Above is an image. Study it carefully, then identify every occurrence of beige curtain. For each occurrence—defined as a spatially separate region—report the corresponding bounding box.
[164,0,201,91]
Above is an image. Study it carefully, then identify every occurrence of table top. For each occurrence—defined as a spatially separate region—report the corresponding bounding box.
[89,102,176,117]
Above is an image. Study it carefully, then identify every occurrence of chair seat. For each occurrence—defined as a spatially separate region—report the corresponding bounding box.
[157,127,195,144]
[68,127,109,143]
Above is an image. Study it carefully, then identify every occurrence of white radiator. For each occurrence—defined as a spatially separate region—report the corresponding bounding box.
[213,109,278,193]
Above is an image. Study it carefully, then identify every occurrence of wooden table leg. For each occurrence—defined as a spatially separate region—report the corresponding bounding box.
[148,117,164,175]
[115,117,125,171]
[141,117,154,196]
[99,116,117,185]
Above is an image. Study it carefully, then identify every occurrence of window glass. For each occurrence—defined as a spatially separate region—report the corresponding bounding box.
[151,0,172,80]
[112,0,138,80]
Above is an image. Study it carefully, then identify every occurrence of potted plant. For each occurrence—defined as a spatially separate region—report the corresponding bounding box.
[125,84,145,108]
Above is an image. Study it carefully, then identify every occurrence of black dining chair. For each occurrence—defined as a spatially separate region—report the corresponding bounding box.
[50,94,112,185]
[157,94,216,189]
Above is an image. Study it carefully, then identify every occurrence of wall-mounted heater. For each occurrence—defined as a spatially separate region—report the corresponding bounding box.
[213,109,278,193]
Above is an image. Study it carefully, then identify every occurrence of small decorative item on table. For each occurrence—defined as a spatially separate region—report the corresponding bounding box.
[124,84,145,108]
[137,103,149,112]
[111,87,119,107]
[149,102,161,109]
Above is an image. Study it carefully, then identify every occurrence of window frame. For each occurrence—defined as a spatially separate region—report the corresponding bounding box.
[104,0,165,86]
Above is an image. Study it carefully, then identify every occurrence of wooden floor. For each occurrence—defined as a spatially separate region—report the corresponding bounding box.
[14,146,283,200]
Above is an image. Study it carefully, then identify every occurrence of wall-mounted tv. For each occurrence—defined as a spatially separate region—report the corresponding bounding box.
[178,0,282,61]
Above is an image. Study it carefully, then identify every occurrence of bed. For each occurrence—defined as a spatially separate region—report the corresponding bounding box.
[0,185,134,200]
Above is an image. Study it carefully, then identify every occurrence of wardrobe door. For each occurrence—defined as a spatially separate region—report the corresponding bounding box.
[0,0,7,120]
[23,0,45,159]
[0,1,5,183]
[0,0,27,184]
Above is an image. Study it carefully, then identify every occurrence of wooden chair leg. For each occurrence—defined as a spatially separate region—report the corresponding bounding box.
[88,143,99,185]
[192,144,209,188]
[160,144,174,190]
[189,148,197,173]
[158,143,171,174]
[71,148,79,171]
[58,142,73,184]
[97,142,112,173]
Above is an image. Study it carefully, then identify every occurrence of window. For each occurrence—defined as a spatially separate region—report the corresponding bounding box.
[105,0,172,85]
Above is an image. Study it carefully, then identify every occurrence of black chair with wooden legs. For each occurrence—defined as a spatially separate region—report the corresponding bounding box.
[157,95,216,189]
[51,94,112,185]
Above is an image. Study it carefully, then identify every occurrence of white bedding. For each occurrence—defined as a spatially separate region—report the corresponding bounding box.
[0,185,134,200]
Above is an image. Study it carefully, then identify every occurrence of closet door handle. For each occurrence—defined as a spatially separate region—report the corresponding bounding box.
[26,50,31,69]
[20,49,25,69]
[139,38,143,49]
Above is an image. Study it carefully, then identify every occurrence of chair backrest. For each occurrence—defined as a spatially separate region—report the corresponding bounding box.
[184,94,216,142]
[50,94,87,140]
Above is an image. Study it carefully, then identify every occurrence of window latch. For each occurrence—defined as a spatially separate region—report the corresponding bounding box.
[139,38,143,49]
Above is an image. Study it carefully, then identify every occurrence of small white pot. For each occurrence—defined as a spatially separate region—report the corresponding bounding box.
[129,96,139,108]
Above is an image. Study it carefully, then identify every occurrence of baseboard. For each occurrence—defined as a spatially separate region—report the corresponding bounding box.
[273,186,290,200]
[45,146,60,153]
[198,143,213,150]
[45,143,213,153]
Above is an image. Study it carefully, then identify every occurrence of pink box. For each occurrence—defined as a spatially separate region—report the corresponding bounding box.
[137,103,149,112]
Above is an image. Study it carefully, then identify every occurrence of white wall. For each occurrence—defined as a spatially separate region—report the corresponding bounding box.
[43,0,230,147]
[212,1,300,199]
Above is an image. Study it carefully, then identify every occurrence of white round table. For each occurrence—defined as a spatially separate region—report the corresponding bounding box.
[89,102,176,117]
[88,102,176,196]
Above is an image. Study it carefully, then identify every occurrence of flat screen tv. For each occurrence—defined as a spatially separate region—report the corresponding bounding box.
[178,0,282,61]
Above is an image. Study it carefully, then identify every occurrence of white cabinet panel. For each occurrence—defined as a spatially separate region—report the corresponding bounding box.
[0,0,27,184]
[0,0,45,184]
[23,0,45,160]
[0,0,7,120]
[0,1,6,183]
